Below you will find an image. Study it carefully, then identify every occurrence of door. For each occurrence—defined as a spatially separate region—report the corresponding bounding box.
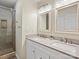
[0,7,15,55]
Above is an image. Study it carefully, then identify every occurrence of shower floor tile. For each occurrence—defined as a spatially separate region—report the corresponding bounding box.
[0,52,16,59]
[0,48,14,56]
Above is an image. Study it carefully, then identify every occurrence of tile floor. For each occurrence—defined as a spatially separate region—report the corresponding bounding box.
[8,55,17,59]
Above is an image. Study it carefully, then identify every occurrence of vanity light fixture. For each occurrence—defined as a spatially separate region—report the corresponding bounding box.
[38,4,52,14]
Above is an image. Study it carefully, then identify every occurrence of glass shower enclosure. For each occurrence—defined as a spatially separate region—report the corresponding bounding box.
[0,7,15,56]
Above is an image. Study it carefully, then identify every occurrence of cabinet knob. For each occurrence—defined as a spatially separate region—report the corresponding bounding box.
[16,21,19,23]
[33,50,35,53]
[49,56,50,59]
[18,26,21,28]
[40,57,42,59]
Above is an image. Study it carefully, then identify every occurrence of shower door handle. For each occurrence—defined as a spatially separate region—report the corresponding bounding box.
[16,21,19,23]
[18,26,22,28]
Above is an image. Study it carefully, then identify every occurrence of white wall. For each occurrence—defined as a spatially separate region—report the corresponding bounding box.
[16,0,37,59]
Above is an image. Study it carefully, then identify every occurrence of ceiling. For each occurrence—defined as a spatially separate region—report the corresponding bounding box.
[0,0,52,8]
[0,0,16,8]
[37,0,52,7]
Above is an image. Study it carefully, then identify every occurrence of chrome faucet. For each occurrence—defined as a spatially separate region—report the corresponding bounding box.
[50,36,55,39]
[64,38,73,44]
[64,38,67,43]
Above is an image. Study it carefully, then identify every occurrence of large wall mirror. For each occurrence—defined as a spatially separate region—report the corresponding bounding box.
[55,3,79,34]
[38,12,51,34]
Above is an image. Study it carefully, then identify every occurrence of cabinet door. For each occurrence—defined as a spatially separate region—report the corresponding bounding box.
[36,49,49,59]
[50,55,75,59]
[49,50,75,59]
[27,44,36,59]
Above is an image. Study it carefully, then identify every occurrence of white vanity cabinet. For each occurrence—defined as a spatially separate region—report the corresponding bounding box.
[27,39,76,59]
[27,40,36,59]
[27,47,49,59]
[27,40,49,59]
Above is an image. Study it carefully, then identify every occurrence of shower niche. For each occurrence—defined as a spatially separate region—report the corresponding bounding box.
[55,3,79,34]
[1,20,7,29]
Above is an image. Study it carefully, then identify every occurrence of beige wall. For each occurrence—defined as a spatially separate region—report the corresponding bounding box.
[22,0,37,45]
[16,0,37,59]
[22,0,37,59]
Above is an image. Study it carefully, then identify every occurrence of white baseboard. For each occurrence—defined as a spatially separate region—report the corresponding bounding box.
[16,53,20,59]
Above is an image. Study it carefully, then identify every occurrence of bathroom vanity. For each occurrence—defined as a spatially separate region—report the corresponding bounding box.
[26,36,79,59]
[26,1,79,59]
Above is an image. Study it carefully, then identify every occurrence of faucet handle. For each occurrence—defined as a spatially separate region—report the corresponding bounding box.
[68,40,72,44]
[50,36,55,39]
[65,38,73,44]
[63,38,67,43]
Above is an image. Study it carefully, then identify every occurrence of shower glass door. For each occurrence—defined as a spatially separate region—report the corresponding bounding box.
[0,8,15,55]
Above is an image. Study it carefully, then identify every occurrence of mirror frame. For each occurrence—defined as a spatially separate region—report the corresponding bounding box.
[37,11,52,34]
[55,2,79,34]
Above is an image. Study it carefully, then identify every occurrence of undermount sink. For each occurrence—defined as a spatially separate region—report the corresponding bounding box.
[40,38,60,45]
[50,42,77,54]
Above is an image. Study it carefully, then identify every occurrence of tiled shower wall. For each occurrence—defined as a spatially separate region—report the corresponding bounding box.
[0,6,13,51]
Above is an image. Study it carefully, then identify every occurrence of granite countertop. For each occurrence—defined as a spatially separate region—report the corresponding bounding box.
[26,35,79,59]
